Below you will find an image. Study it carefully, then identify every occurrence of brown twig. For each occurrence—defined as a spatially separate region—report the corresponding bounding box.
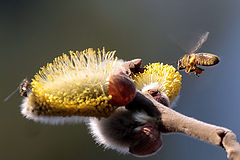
[132,92,240,160]
[121,59,240,160]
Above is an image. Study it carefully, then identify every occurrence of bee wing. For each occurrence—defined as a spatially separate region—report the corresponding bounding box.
[189,32,209,54]
[168,31,209,54]
[4,87,19,102]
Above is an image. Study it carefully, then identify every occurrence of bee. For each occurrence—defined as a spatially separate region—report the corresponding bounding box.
[177,32,220,76]
[19,78,30,97]
[4,78,30,102]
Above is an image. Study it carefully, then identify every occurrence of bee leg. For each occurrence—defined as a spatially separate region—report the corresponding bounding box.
[185,67,192,74]
[186,65,196,74]
[194,67,204,76]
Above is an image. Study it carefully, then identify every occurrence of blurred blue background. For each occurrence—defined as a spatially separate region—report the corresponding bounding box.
[1,0,240,160]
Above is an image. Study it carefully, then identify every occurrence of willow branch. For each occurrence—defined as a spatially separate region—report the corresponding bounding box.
[120,59,240,159]
[133,92,240,160]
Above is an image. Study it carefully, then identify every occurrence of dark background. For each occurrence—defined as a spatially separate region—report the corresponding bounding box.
[1,0,240,160]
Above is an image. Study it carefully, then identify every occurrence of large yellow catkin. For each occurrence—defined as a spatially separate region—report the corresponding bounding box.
[132,63,182,104]
[28,48,124,118]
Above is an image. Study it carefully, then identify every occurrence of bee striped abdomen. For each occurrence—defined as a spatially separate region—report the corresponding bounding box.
[195,53,220,66]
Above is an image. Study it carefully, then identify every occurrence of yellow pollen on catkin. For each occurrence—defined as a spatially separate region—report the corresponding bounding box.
[132,63,182,104]
[29,48,122,117]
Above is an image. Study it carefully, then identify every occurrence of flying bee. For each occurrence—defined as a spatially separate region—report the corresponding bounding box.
[177,32,220,76]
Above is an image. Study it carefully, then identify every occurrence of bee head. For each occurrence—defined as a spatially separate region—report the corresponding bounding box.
[177,58,184,70]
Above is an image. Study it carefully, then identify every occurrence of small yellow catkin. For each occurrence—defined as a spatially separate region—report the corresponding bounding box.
[24,48,124,118]
[132,63,182,104]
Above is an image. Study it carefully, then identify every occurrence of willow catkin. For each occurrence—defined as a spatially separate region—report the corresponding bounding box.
[20,48,136,124]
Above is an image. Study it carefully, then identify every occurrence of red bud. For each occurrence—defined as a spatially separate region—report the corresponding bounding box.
[129,123,163,156]
[108,74,136,106]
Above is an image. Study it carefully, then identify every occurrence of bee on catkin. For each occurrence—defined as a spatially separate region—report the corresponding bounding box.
[20,48,136,124]
[19,78,30,97]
